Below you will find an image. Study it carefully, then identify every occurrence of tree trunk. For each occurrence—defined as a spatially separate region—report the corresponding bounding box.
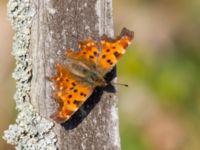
[4,0,121,149]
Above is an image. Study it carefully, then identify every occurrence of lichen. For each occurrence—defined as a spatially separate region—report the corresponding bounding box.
[3,0,57,149]
[3,104,57,150]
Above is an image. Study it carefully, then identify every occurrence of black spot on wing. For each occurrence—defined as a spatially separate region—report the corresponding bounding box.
[89,55,94,59]
[68,95,72,98]
[107,59,111,63]
[107,59,113,65]
[80,92,87,97]
[73,89,78,93]
[72,82,76,86]
[93,51,98,56]
[106,49,110,52]
[113,51,121,59]
[102,54,106,59]
[73,100,82,106]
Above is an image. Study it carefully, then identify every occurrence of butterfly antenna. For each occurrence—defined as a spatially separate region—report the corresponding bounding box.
[111,81,129,87]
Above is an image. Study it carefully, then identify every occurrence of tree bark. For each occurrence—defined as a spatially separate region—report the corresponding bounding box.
[31,0,120,150]
[4,0,121,149]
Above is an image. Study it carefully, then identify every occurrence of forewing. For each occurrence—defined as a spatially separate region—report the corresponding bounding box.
[65,38,99,67]
[97,28,134,75]
[50,64,94,123]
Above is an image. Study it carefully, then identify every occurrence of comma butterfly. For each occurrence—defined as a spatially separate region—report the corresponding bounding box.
[49,28,134,123]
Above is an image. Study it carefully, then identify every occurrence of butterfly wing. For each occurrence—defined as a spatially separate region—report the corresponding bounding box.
[97,28,134,75]
[64,28,133,76]
[65,38,99,68]
[50,64,94,123]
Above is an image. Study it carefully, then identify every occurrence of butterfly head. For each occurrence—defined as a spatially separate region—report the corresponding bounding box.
[94,77,107,87]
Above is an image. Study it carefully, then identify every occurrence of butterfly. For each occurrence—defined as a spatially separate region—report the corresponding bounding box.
[49,28,134,123]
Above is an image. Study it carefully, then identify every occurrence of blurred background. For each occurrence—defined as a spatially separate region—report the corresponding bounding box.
[0,0,15,150]
[1,0,200,149]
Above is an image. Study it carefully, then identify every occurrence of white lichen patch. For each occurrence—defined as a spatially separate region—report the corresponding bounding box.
[3,0,57,149]
[3,104,57,150]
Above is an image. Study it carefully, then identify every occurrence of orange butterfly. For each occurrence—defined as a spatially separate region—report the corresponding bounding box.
[49,28,134,123]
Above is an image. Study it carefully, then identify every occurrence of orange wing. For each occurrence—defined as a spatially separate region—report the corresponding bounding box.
[50,64,94,123]
[65,38,99,67]
[97,28,134,75]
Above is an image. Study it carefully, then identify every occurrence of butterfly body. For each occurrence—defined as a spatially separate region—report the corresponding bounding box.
[64,58,107,87]
[50,28,134,123]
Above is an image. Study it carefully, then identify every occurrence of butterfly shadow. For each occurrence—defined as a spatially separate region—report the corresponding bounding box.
[61,68,116,130]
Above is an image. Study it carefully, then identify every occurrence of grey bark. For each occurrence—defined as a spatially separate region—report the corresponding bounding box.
[31,0,121,150]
